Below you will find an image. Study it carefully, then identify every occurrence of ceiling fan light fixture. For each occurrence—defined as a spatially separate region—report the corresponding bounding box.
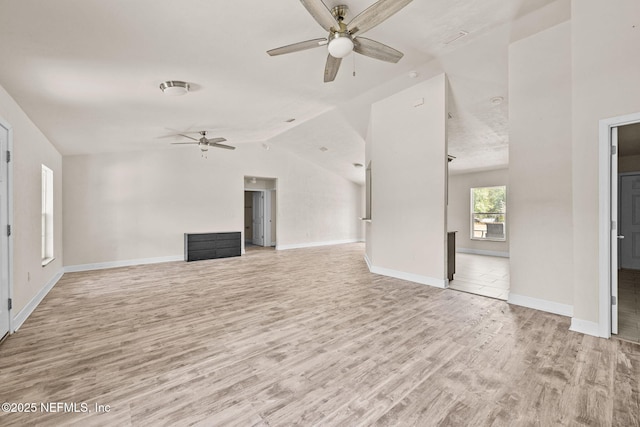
[159,80,190,96]
[328,34,354,58]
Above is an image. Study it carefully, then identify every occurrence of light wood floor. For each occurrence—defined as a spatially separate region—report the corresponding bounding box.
[0,243,639,426]
[618,269,640,343]
[449,253,509,300]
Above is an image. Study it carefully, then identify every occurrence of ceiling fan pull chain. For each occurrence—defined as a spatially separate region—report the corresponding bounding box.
[353,53,356,77]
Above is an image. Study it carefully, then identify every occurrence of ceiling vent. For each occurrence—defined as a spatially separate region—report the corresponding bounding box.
[444,31,469,45]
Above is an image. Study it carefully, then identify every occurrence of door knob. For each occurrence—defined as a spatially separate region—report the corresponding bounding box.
[618,235,625,239]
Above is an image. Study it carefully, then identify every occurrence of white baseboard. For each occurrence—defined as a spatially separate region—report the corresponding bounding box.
[508,293,573,317]
[64,255,183,273]
[457,248,510,258]
[276,239,360,251]
[12,269,64,332]
[364,253,372,270]
[569,318,601,337]
[369,264,447,289]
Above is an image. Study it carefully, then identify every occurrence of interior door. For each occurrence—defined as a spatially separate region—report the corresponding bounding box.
[0,123,9,339]
[619,173,640,270]
[252,192,264,246]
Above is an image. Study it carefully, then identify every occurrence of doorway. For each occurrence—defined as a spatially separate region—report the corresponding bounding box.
[601,113,640,341]
[613,124,640,342]
[446,168,510,301]
[244,191,266,247]
[0,118,12,341]
[244,177,277,252]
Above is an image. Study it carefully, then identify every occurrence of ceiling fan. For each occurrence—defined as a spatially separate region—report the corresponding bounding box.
[267,0,413,82]
[171,131,235,152]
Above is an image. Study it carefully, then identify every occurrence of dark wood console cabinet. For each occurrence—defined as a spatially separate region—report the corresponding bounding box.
[447,231,456,281]
[184,232,241,262]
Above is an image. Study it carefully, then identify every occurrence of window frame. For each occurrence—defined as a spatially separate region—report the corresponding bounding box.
[470,185,507,242]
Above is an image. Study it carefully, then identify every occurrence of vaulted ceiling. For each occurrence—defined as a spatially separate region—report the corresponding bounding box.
[0,0,562,183]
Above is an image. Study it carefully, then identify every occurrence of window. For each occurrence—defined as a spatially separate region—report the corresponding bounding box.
[471,186,506,241]
[41,165,54,265]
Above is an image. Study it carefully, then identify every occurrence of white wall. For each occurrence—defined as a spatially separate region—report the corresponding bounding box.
[366,74,448,287]
[508,20,573,313]
[572,1,640,326]
[448,168,509,256]
[0,85,63,317]
[63,143,363,266]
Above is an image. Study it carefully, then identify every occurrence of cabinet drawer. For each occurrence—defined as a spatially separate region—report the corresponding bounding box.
[188,240,216,251]
[216,247,242,258]
[187,234,217,243]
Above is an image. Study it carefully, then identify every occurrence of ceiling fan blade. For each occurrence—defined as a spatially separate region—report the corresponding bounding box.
[354,37,403,63]
[206,137,227,144]
[300,0,338,31]
[347,0,413,36]
[178,133,199,142]
[267,38,327,56]
[210,143,236,150]
[171,142,198,145]
[324,54,342,83]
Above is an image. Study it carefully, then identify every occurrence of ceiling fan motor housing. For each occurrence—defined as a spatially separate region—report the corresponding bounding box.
[331,5,349,21]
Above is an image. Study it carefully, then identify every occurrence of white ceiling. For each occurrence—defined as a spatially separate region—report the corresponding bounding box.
[0,0,562,184]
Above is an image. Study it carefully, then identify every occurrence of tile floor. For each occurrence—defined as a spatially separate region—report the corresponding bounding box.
[449,253,510,300]
[618,269,640,343]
